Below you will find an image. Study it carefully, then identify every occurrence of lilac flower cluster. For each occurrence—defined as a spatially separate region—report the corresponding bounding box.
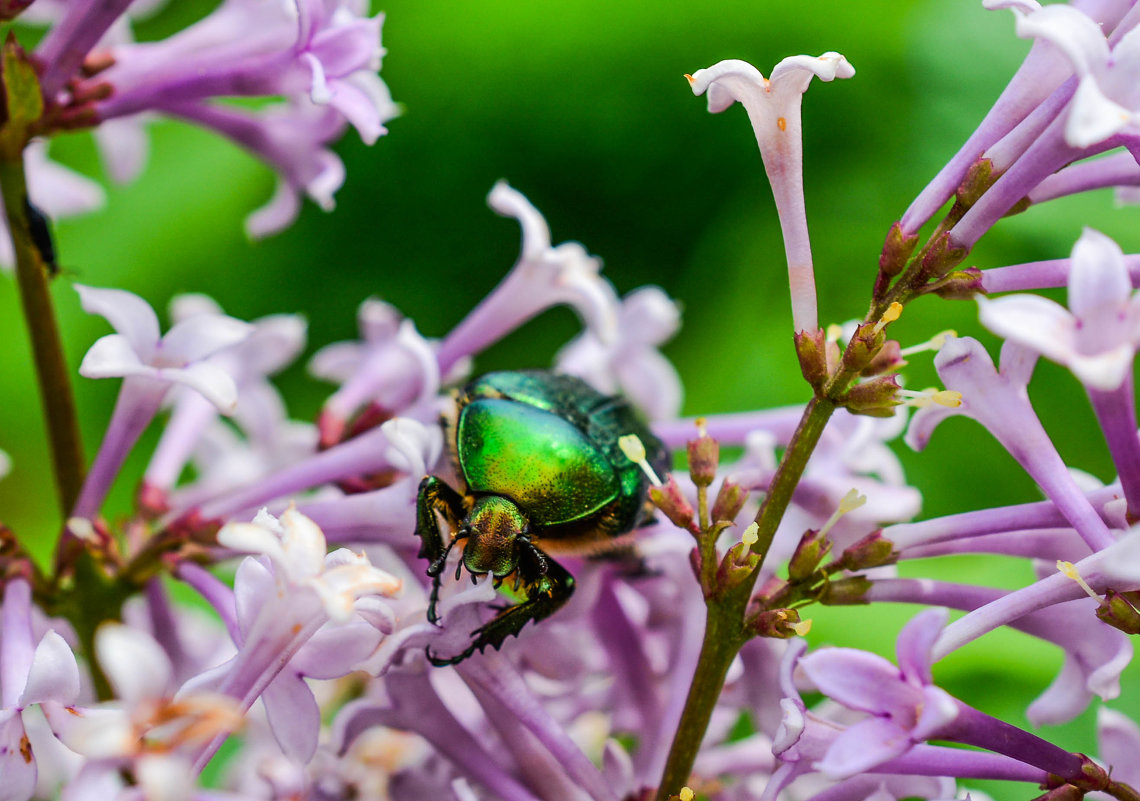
[3,0,1140,799]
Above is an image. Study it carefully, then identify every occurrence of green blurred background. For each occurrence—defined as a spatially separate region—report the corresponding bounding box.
[1,0,1138,792]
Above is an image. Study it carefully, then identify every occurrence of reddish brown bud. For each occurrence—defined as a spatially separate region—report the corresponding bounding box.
[839,375,901,417]
[837,530,898,570]
[788,529,832,583]
[748,608,809,639]
[927,267,985,300]
[649,475,698,535]
[879,221,920,279]
[861,340,904,377]
[711,479,748,523]
[1096,589,1140,634]
[687,427,719,488]
[820,575,873,605]
[795,328,830,391]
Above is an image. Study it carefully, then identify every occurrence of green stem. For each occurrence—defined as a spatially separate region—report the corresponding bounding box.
[654,595,746,800]
[653,396,837,798]
[0,155,85,517]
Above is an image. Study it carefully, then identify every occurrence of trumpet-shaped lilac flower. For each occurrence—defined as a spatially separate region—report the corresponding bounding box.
[980,228,1140,392]
[72,285,253,519]
[93,0,393,145]
[907,336,1117,551]
[434,181,621,376]
[799,609,959,778]
[686,53,854,334]
[144,295,308,503]
[0,579,90,801]
[184,507,400,765]
[310,297,441,447]
[1011,2,1140,148]
[980,228,1140,515]
[556,285,683,420]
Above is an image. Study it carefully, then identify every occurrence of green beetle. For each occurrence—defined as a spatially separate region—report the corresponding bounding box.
[415,369,670,665]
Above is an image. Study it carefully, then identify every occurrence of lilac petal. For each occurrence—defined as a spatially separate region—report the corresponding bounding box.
[95,624,172,707]
[261,670,320,763]
[1069,227,1132,316]
[75,285,160,359]
[309,341,363,381]
[329,75,389,144]
[160,315,254,363]
[487,180,552,261]
[1028,654,1096,726]
[18,632,80,708]
[815,717,913,779]
[289,621,381,678]
[1067,74,1134,147]
[0,710,36,801]
[895,608,947,687]
[1016,4,1111,77]
[910,686,959,741]
[246,178,301,238]
[26,141,106,217]
[800,648,919,720]
[1098,707,1140,786]
[92,117,150,184]
[1,579,34,709]
[977,295,1078,366]
[78,334,147,378]
[165,362,240,414]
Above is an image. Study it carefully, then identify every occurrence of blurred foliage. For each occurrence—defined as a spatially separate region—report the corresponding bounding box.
[1,0,1138,792]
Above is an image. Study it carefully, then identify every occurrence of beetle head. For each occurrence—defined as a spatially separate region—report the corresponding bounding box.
[461,495,529,578]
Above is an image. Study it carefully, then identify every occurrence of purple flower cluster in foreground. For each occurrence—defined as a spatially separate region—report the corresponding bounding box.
[5,0,1140,800]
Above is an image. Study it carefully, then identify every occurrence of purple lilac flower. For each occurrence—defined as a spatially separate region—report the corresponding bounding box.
[686,53,855,334]
[72,285,253,520]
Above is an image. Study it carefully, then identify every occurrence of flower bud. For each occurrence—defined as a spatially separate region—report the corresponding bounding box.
[649,475,698,535]
[748,607,810,639]
[1030,785,1084,801]
[687,422,719,488]
[919,232,968,281]
[837,530,898,570]
[955,157,995,208]
[878,221,919,280]
[860,339,903,377]
[795,328,830,390]
[820,575,872,605]
[839,375,901,417]
[1095,589,1140,635]
[787,528,832,583]
[927,267,985,300]
[711,479,748,523]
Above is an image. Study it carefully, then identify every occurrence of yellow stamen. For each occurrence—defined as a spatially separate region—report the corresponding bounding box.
[1058,560,1100,600]
[695,416,708,438]
[619,434,662,486]
[825,323,844,342]
[872,302,903,335]
[898,388,962,409]
[683,74,695,84]
[679,788,695,801]
[819,489,866,540]
[741,522,760,548]
[66,517,97,542]
[900,329,957,357]
[793,619,812,636]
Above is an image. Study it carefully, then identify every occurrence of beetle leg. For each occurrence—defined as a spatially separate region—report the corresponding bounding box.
[437,558,577,666]
[415,476,468,624]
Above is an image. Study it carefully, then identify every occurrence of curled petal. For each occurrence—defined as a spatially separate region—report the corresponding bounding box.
[159,314,254,364]
[162,361,240,414]
[19,631,80,708]
[815,716,913,779]
[75,285,160,361]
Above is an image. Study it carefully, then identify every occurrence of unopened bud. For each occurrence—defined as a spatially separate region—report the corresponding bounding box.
[820,575,873,605]
[718,540,761,590]
[879,221,920,279]
[1096,589,1140,635]
[840,375,902,417]
[788,529,832,583]
[711,479,749,523]
[861,340,904,377]
[749,608,810,639]
[837,531,898,571]
[795,328,830,390]
[1030,784,1084,801]
[919,232,968,281]
[927,267,985,300]
[956,158,996,208]
[0,0,34,21]
[649,475,697,534]
[687,421,719,488]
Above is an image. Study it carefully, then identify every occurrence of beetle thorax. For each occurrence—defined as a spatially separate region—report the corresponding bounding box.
[462,495,529,577]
